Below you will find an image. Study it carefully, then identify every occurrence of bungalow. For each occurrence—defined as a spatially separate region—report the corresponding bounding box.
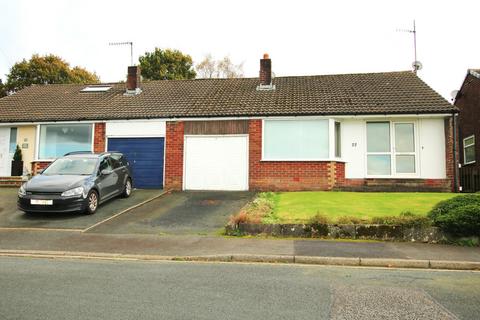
[0,55,457,192]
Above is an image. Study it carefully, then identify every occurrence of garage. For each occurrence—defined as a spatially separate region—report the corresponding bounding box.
[184,135,248,191]
[105,121,166,189]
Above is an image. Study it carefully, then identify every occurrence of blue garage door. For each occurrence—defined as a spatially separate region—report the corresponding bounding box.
[108,138,164,189]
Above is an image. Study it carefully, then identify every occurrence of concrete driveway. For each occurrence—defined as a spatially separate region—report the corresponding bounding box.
[88,191,255,235]
[0,188,164,230]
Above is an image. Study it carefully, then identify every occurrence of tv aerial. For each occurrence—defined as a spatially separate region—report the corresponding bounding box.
[109,41,134,66]
[397,20,421,74]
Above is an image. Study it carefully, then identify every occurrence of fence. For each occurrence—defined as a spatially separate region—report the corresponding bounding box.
[459,166,480,193]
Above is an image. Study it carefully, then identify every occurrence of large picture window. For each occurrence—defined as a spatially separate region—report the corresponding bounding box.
[463,135,475,164]
[366,122,416,176]
[38,124,93,159]
[263,120,329,160]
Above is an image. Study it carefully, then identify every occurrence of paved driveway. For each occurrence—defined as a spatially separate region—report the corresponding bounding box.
[0,188,163,230]
[89,191,255,235]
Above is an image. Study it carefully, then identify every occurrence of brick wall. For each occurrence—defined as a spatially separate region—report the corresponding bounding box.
[31,161,51,175]
[164,121,184,190]
[248,120,342,191]
[94,122,106,153]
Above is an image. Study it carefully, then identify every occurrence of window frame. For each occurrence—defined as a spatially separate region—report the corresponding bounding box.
[365,120,419,178]
[261,118,331,161]
[35,123,95,161]
[463,135,475,165]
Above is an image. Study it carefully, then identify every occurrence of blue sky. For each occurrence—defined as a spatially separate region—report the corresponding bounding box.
[0,0,479,100]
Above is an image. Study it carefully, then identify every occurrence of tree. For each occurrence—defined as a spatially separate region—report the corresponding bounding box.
[138,48,196,80]
[196,54,244,78]
[0,79,6,97]
[5,54,99,93]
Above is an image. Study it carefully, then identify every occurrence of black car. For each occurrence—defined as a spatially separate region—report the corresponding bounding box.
[18,152,133,214]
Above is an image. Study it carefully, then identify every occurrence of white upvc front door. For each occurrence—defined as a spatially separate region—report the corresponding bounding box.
[0,128,10,176]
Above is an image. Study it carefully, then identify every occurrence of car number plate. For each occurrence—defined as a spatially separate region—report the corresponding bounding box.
[31,199,53,205]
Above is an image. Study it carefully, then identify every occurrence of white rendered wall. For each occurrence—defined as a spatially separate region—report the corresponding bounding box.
[341,117,446,179]
[106,120,166,137]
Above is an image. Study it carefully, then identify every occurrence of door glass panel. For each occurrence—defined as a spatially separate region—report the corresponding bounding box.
[395,123,414,152]
[367,155,391,175]
[396,155,415,173]
[367,122,390,152]
[9,128,17,153]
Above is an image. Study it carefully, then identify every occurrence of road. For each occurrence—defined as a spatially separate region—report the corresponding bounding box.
[1,257,479,320]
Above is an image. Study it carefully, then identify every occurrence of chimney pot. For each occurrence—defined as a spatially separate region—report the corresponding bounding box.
[263,53,269,59]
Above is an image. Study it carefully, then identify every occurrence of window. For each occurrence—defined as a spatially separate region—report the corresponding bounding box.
[81,86,112,92]
[464,135,475,164]
[366,122,416,176]
[263,120,329,160]
[9,128,17,154]
[335,122,341,158]
[98,157,112,175]
[38,124,93,159]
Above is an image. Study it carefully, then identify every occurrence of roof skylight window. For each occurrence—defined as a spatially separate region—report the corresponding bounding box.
[81,86,112,92]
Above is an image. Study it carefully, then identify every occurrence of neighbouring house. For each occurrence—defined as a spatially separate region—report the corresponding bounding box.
[0,55,457,191]
[455,69,480,192]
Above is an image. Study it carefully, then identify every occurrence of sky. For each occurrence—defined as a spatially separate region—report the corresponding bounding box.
[0,0,479,101]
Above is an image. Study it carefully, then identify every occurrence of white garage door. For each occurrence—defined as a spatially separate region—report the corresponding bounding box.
[184,136,248,191]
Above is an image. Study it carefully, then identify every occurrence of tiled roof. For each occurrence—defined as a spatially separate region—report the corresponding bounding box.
[0,71,455,123]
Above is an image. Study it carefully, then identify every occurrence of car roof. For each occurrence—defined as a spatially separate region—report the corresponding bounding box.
[63,151,123,159]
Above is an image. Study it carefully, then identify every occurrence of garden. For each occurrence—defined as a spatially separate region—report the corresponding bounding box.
[228,192,480,244]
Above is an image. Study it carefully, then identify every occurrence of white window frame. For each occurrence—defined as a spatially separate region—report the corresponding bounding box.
[35,123,95,161]
[261,118,332,161]
[463,135,475,165]
[365,120,419,178]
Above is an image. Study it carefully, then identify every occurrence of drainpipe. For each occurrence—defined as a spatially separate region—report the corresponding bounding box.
[452,112,458,192]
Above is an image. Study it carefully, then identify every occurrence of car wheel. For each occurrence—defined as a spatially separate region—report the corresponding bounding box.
[122,178,132,198]
[85,190,99,215]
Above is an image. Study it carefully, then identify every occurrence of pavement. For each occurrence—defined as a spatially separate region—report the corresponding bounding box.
[1,256,479,319]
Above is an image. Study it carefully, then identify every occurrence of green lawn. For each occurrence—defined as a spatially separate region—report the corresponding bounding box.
[268,191,457,223]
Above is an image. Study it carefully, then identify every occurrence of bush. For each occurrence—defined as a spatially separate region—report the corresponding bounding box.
[370,211,431,227]
[428,195,480,236]
[336,216,366,225]
[228,192,275,225]
[308,213,330,225]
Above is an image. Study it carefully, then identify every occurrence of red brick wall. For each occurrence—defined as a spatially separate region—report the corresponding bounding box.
[248,120,341,191]
[444,116,457,191]
[31,161,51,175]
[164,121,184,190]
[94,122,106,153]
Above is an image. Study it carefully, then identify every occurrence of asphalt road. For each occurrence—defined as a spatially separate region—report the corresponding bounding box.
[1,257,479,319]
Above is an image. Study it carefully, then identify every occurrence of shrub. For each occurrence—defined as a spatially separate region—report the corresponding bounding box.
[336,216,366,224]
[370,211,431,227]
[308,213,330,225]
[428,195,480,236]
[13,145,22,161]
[228,192,275,225]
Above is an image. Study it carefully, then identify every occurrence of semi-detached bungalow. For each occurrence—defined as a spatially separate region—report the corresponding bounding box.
[0,55,457,192]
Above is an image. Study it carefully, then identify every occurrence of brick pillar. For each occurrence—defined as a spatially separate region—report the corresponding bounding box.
[164,121,184,190]
[444,117,458,192]
[94,123,106,153]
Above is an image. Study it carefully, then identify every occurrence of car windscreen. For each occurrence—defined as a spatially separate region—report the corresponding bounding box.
[42,158,98,176]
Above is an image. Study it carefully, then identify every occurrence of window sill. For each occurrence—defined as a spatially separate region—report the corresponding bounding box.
[33,159,54,162]
[365,175,420,179]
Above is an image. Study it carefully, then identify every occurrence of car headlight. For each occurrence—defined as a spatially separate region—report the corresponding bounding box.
[61,186,84,197]
[18,184,26,197]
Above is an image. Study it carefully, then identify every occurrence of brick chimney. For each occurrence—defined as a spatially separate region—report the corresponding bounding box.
[259,53,272,85]
[257,53,275,91]
[126,66,141,94]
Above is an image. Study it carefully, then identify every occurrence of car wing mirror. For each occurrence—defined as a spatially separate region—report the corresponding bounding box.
[101,169,113,176]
